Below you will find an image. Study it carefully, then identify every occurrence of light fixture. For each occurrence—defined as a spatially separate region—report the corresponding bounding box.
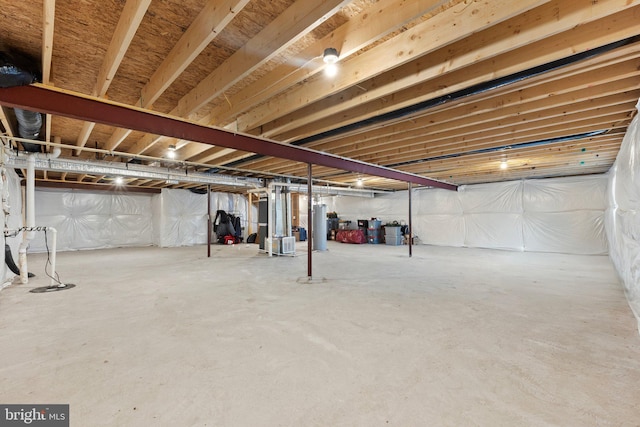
[500,160,508,170]
[166,144,177,159]
[114,176,124,185]
[323,47,339,64]
[356,178,363,187]
[323,47,339,77]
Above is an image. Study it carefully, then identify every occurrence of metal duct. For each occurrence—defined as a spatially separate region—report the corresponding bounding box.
[4,152,264,188]
[247,183,380,198]
[0,49,42,152]
[13,108,42,152]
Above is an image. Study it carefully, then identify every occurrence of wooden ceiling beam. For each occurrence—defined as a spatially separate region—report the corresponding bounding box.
[41,0,55,85]
[340,99,639,158]
[240,78,639,171]
[281,110,632,172]
[216,5,640,168]
[236,0,551,134]
[430,152,618,177]
[140,0,250,111]
[344,113,627,168]
[350,56,639,143]
[125,0,353,156]
[402,142,622,175]
[269,120,629,178]
[318,89,640,161]
[101,0,249,152]
[75,0,152,154]
[173,0,351,120]
[264,3,640,141]
[0,107,15,140]
[172,0,447,162]
[42,0,55,143]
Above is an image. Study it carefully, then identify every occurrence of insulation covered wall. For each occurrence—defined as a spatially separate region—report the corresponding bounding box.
[30,188,154,252]
[1,168,23,287]
[606,99,640,332]
[20,188,254,251]
[322,175,608,255]
[152,189,254,247]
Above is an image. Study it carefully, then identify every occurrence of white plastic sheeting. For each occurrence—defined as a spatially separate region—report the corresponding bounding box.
[606,98,640,332]
[153,189,207,247]
[15,187,255,252]
[152,189,254,247]
[1,168,23,286]
[30,188,154,252]
[322,174,608,255]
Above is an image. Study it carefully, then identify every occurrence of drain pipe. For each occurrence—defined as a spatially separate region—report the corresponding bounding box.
[18,146,61,283]
[18,155,35,283]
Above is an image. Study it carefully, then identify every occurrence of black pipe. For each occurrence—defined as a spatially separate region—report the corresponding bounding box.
[224,35,640,169]
[4,243,34,277]
[314,129,616,181]
[386,130,612,168]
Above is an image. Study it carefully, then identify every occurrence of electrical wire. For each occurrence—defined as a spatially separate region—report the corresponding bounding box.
[42,228,62,286]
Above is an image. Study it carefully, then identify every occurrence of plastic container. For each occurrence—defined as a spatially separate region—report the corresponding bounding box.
[385,226,402,238]
[385,235,403,246]
[367,227,382,244]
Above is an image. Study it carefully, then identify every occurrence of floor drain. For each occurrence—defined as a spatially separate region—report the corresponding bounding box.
[30,284,76,293]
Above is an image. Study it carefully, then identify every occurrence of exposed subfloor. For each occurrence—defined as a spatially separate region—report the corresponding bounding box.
[1,242,639,426]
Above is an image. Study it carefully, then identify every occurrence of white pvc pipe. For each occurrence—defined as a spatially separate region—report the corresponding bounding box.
[18,155,35,283]
[26,155,35,239]
[18,245,28,284]
[18,147,61,284]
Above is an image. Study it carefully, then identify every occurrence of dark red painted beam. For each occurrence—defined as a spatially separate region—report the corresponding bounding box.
[0,84,457,191]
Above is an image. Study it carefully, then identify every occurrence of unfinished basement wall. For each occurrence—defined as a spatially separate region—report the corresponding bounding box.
[1,168,23,288]
[605,99,640,331]
[151,188,254,247]
[321,174,608,255]
[29,188,154,252]
[3,186,256,252]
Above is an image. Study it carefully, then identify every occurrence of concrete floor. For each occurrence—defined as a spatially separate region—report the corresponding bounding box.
[0,242,639,426]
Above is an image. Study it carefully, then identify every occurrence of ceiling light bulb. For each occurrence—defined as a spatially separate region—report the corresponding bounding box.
[323,47,339,64]
[500,160,508,170]
[324,63,338,77]
[166,144,177,159]
[114,176,124,185]
[356,178,363,187]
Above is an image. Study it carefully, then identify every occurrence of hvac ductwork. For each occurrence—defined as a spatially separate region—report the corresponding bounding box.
[13,108,42,152]
[0,49,42,152]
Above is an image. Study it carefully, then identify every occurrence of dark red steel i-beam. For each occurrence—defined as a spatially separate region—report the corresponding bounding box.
[0,84,457,191]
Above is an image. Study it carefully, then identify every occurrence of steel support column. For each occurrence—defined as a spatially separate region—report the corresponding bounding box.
[207,184,211,258]
[307,163,313,279]
[408,182,413,258]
